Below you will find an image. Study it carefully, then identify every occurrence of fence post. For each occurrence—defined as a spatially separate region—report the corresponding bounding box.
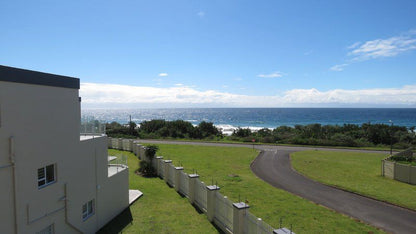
[139,146,146,160]
[188,174,199,204]
[232,202,249,234]
[206,185,220,222]
[381,160,384,176]
[257,218,263,233]
[175,167,184,192]
[163,160,172,183]
[137,144,142,157]
[155,156,163,175]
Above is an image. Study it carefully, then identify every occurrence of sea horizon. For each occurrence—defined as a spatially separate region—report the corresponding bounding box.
[82,108,416,131]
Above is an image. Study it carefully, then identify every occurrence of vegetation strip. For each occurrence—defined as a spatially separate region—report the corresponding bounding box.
[291,150,416,210]
[105,119,415,149]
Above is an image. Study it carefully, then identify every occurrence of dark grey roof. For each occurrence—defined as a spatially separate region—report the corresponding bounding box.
[0,65,80,89]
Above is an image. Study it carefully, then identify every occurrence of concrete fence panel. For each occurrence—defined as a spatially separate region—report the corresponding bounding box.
[111,138,118,149]
[395,163,411,184]
[122,139,129,151]
[179,171,189,197]
[214,193,234,233]
[158,159,165,178]
[108,137,113,148]
[410,166,416,185]
[243,211,258,234]
[167,163,175,187]
[118,138,123,150]
[194,178,207,212]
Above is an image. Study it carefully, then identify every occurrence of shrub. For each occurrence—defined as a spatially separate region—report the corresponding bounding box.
[145,145,159,160]
[138,161,156,177]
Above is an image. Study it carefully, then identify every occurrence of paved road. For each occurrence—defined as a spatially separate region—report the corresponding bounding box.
[137,140,416,233]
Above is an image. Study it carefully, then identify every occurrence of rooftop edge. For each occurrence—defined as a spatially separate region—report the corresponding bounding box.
[0,65,80,89]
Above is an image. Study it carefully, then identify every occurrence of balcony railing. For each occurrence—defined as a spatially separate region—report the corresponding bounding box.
[80,117,106,136]
[108,155,128,177]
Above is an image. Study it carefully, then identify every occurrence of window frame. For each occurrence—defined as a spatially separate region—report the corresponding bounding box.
[82,199,95,221]
[38,164,56,189]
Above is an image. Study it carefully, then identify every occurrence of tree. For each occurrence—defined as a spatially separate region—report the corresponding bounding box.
[138,145,159,177]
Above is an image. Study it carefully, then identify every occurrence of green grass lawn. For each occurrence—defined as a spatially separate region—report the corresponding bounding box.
[108,149,218,234]
[153,144,383,234]
[291,150,416,210]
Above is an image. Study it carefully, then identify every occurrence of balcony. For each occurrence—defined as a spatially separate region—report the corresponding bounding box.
[108,155,128,177]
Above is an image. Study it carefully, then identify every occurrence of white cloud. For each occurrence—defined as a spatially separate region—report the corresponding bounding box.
[348,32,416,61]
[330,63,348,72]
[80,83,416,107]
[282,86,416,105]
[331,30,416,71]
[158,73,168,77]
[347,42,361,49]
[257,71,284,78]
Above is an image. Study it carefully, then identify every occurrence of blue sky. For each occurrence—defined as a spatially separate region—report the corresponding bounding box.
[1,0,416,107]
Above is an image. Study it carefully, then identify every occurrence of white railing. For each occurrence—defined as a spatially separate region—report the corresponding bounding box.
[80,118,106,135]
[108,155,128,177]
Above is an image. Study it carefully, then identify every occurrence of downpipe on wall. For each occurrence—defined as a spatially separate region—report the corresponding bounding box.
[10,136,18,234]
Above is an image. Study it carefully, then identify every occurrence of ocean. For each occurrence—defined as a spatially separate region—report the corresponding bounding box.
[82,108,416,134]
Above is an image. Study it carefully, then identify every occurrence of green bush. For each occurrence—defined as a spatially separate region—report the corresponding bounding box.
[138,161,156,177]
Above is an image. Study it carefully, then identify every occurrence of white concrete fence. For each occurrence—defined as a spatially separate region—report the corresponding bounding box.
[108,138,295,234]
[382,148,416,185]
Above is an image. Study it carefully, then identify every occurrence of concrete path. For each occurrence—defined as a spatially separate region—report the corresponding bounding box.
[137,140,416,233]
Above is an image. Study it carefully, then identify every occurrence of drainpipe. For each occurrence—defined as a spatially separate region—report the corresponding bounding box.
[10,136,18,234]
[64,183,83,234]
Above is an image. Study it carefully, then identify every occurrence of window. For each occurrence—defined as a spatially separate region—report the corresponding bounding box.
[36,224,54,234]
[82,199,95,221]
[38,164,55,188]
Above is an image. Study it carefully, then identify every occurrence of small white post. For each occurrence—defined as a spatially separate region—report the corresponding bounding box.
[163,160,172,183]
[206,185,220,222]
[188,174,199,204]
[175,167,184,192]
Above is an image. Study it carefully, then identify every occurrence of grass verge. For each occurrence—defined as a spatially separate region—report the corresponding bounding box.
[291,150,416,210]
[154,144,383,233]
[108,149,218,234]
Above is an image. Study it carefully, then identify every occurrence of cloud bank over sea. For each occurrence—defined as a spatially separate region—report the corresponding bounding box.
[80,83,416,108]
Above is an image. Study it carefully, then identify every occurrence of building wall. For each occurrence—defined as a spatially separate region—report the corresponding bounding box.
[0,81,80,233]
[0,68,129,233]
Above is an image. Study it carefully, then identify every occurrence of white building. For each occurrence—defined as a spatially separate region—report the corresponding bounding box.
[0,65,133,233]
